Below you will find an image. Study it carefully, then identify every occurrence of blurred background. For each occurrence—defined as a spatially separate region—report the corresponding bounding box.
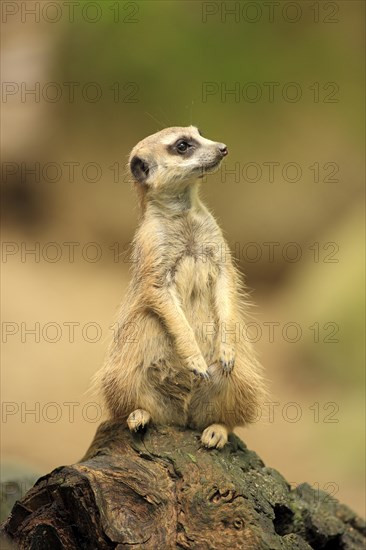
[1,0,365,518]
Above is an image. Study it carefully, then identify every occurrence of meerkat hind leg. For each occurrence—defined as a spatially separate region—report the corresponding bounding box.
[201,423,228,449]
[127,409,151,432]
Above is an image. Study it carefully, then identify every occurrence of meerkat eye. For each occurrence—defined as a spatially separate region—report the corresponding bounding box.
[176,140,190,154]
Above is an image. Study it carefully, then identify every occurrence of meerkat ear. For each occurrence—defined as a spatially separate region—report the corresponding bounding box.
[130,156,150,184]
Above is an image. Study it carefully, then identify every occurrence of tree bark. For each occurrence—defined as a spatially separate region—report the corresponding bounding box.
[1,421,365,549]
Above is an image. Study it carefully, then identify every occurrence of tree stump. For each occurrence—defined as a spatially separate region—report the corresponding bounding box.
[1,421,365,549]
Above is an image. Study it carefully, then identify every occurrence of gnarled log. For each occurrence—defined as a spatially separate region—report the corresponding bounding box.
[1,421,365,549]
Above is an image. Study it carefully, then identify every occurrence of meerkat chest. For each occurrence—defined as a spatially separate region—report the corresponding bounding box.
[166,214,222,295]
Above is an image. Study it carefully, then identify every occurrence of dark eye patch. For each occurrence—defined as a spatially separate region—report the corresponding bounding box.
[176,140,190,153]
[174,135,192,146]
[167,136,200,156]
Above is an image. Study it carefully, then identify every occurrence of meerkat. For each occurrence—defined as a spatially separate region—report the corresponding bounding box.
[96,126,266,449]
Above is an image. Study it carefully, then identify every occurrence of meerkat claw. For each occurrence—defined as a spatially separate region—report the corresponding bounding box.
[193,368,210,380]
[127,409,151,432]
[219,344,235,375]
[187,354,209,379]
[220,358,235,375]
[201,424,228,449]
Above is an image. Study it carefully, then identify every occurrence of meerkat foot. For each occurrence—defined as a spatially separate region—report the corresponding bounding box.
[201,424,228,449]
[186,353,210,380]
[127,409,151,432]
[219,343,235,375]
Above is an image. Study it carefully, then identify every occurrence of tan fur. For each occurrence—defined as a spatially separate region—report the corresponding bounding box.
[95,126,266,448]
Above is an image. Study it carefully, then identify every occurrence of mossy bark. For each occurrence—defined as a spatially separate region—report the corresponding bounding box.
[1,421,365,549]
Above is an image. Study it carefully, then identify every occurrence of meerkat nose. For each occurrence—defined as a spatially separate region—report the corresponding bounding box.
[218,144,228,156]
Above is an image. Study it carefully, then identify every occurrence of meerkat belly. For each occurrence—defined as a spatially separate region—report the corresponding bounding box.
[174,255,219,358]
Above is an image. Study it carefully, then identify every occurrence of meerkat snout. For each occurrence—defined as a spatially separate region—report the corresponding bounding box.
[218,144,228,156]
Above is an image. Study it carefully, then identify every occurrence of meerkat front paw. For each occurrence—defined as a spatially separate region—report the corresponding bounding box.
[186,353,210,379]
[219,343,235,374]
[201,424,228,449]
[127,409,151,432]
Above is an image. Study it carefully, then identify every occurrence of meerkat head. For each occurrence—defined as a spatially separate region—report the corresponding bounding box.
[128,126,228,194]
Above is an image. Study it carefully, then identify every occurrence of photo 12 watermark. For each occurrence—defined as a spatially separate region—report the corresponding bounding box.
[1,319,341,345]
[201,81,340,103]
[1,400,340,425]
[1,1,140,24]
[1,159,340,185]
[1,81,139,104]
[201,2,340,24]
[1,240,340,265]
